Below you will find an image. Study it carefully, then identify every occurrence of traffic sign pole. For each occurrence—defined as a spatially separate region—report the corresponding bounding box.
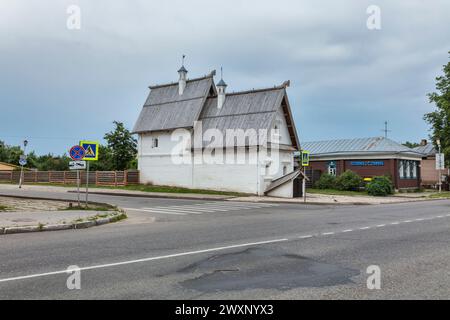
[85,161,90,208]
[77,170,80,207]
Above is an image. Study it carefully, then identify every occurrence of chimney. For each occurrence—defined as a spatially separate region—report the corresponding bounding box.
[177,55,188,95]
[420,139,427,146]
[216,67,227,109]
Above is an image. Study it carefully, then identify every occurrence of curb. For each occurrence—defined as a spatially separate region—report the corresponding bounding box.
[0,193,117,208]
[68,190,235,201]
[1,212,127,235]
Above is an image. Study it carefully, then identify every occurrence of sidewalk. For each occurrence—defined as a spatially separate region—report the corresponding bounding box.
[0,210,99,228]
[232,193,439,205]
[0,184,233,200]
[0,183,445,205]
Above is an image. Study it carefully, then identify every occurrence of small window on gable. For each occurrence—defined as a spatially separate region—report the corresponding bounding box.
[152,137,159,148]
[283,165,287,175]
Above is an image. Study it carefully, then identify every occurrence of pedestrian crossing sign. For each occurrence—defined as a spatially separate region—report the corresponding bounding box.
[301,150,310,166]
[79,140,99,161]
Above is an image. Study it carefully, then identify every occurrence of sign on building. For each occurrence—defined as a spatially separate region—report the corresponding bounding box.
[436,153,445,170]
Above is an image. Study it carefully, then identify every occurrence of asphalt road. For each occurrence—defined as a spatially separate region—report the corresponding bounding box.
[1,188,450,299]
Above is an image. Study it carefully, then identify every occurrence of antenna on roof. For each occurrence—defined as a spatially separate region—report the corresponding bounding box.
[182,54,186,66]
[381,121,391,138]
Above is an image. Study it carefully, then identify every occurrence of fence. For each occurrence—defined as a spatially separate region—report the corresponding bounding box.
[0,170,139,186]
[304,168,322,188]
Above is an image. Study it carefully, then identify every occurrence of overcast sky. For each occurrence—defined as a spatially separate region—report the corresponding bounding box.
[1,0,449,155]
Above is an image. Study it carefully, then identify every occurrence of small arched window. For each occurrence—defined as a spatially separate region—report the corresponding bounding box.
[152,137,159,148]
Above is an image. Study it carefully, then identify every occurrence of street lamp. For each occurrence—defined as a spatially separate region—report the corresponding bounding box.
[18,139,28,189]
[436,138,442,193]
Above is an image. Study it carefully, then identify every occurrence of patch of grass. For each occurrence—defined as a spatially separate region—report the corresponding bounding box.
[427,191,450,199]
[63,204,116,211]
[0,181,247,197]
[307,188,369,196]
[95,184,247,196]
[0,204,9,211]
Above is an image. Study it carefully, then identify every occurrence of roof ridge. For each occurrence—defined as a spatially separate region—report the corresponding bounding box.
[149,70,216,89]
[214,81,289,97]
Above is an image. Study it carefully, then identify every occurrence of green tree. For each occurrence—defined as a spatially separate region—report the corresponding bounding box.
[0,140,23,165]
[424,52,450,165]
[403,141,420,149]
[103,121,137,170]
[89,145,115,171]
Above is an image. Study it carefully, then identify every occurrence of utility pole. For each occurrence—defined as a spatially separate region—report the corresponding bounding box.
[437,139,442,193]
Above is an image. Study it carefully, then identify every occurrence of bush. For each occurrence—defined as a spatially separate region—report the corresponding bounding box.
[335,170,363,191]
[314,173,336,189]
[366,176,394,196]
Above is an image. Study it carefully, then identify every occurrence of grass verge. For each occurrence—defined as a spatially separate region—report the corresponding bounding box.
[0,181,247,197]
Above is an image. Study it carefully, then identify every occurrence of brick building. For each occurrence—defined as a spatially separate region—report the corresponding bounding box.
[302,137,423,190]
[413,139,449,188]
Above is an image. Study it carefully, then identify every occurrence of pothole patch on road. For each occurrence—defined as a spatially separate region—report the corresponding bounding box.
[179,247,359,292]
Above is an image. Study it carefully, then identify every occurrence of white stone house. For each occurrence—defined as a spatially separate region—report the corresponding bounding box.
[132,64,301,197]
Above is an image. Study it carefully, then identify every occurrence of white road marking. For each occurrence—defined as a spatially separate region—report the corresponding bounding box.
[390,222,400,225]
[322,232,335,236]
[341,229,353,233]
[122,208,187,215]
[415,218,424,221]
[376,224,386,227]
[126,201,278,215]
[403,220,412,223]
[0,238,289,284]
[359,226,371,230]
[436,215,444,218]
[298,235,313,239]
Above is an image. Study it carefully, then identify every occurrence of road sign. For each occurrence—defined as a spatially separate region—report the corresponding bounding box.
[70,145,86,161]
[436,153,445,170]
[79,141,99,161]
[69,160,86,170]
[301,150,310,166]
[19,158,27,166]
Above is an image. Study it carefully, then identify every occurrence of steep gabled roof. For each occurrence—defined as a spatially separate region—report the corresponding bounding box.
[199,84,300,149]
[133,71,300,150]
[302,137,423,158]
[132,72,215,133]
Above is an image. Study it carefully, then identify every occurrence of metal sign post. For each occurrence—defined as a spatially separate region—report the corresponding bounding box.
[436,152,445,193]
[77,170,80,207]
[301,150,310,203]
[85,161,90,208]
[69,145,86,207]
[79,140,99,209]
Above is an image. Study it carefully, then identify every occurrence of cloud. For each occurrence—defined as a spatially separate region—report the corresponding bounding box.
[0,0,449,154]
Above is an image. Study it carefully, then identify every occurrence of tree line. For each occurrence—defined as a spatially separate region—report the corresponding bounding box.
[0,121,137,171]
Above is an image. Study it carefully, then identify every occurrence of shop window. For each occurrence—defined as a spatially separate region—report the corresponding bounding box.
[399,161,404,178]
[405,161,410,178]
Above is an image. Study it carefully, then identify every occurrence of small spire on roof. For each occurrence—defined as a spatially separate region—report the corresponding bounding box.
[216,66,227,87]
[178,54,188,73]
